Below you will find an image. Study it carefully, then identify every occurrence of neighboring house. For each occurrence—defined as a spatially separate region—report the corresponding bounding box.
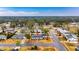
[15,27,27,33]
[3,22,11,28]
[15,27,21,33]
[33,23,39,29]
[31,29,43,36]
[33,29,43,35]
[4,28,16,33]
[0,35,7,40]
[57,28,78,43]
[34,29,42,33]
[25,28,31,34]
[31,28,45,40]
[11,33,26,40]
[43,24,53,29]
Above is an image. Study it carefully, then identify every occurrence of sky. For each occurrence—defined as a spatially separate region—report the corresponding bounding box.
[0,7,79,16]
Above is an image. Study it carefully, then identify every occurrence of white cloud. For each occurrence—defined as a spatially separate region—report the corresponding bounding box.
[0,8,40,16]
[0,10,40,16]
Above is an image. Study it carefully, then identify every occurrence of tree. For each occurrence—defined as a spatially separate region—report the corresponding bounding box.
[26,20,35,29]
[43,29,49,35]
[25,34,31,39]
[6,33,15,39]
[10,22,16,28]
[42,28,49,40]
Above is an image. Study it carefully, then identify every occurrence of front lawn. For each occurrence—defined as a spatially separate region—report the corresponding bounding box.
[61,42,76,51]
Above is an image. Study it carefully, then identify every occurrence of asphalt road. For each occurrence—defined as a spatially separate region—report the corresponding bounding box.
[0,42,54,47]
[49,30,67,51]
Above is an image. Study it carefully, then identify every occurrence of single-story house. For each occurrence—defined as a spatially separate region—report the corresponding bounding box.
[57,28,78,43]
[4,28,16,33]
[31,34,45,40]
[11,33,26,40]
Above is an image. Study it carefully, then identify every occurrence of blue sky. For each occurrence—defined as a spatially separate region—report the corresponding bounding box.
[0,7,79,16]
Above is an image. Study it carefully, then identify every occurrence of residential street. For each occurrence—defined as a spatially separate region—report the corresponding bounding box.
[49,29,67,51]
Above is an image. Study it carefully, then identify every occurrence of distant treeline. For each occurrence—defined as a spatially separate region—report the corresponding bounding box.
[0,16,79,23]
